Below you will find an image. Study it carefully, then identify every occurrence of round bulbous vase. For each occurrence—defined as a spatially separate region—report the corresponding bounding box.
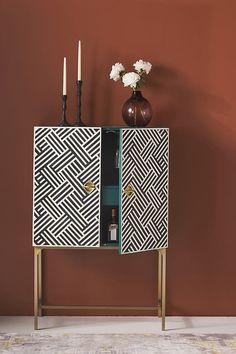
[122,90,152,127]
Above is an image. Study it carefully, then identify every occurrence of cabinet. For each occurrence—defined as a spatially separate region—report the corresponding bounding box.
[33,126,169,329]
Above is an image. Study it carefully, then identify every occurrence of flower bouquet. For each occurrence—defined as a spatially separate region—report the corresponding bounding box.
[110,60,152,90]
[109,60,153,126]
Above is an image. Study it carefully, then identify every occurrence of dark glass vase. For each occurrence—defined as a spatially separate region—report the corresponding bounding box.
[122,90,152,127]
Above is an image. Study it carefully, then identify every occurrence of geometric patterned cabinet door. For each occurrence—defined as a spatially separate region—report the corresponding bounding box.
[33,127,101,247]
[120,128,169,254]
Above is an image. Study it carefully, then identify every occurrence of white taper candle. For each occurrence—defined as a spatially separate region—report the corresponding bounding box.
[63,57,67,95]
[78,40,81,80]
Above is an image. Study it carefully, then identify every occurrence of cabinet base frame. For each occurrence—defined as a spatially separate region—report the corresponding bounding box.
[34,247,167,331]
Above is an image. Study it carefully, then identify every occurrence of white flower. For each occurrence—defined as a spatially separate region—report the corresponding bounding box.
[122,72,141,89]
[109,63,125,81]
[133,59,152,74]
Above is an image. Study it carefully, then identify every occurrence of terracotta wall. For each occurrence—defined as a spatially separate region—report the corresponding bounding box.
[0,0,236,316]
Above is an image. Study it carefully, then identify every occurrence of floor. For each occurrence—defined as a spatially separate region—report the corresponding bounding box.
[0,316,236,334]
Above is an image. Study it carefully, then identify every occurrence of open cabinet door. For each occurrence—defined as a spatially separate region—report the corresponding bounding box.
[33,127,101,247]
[120,128,169,254]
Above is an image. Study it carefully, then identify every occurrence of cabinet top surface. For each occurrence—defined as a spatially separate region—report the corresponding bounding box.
[34,126,169,130]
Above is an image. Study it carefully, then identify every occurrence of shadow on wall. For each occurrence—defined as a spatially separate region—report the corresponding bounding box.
[150,64,236,315]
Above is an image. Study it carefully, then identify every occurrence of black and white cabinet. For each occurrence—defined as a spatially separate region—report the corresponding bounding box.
[32,126,169,330]
[33,127,169,254]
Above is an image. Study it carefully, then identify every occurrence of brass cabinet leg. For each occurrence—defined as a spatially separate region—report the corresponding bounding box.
[158,250,162,317]
[161,249,166,331]
[38,249,42,317]
[34,247,40,330]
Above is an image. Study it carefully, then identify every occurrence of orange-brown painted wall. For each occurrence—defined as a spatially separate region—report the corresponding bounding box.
[0,0,236,316]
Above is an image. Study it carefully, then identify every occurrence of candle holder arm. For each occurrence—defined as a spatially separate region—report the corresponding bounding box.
[75,80,85,126]
[60,95,70,126]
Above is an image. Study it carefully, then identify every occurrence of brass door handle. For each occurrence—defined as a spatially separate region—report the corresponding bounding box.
[83,180,96,194]
[124,183,135,197]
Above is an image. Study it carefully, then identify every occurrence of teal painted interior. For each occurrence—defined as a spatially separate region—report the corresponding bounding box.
[101,243,119,247]
[102,185,119,205]
[102,126,122,131]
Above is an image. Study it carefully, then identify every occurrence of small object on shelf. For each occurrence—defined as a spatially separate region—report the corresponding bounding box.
[60,95,70,126]
[74,80,85,126]
[122,90,152,127]
[59,57,70,126]
[109,59,152,127]
[108,208,118,243]
[75,41,85,126]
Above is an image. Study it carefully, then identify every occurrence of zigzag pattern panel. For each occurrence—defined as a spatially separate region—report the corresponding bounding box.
[33,127,101,247]
[121,128,169,254]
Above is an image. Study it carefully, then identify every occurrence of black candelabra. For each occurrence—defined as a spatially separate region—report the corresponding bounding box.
[59,80,85,126]
[60,95,70,126]
[75,80,85,126]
